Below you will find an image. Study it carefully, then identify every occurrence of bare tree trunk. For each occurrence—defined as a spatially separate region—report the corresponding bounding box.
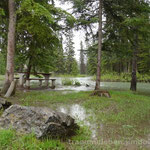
[4,80,17,98]
[95,0,102,90]
[26,62,32,80]
[130,34,138,91]
[2,0,16,94]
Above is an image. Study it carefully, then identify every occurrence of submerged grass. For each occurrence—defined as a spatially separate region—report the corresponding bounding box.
[2,90,150,149]
[62,78,82,86]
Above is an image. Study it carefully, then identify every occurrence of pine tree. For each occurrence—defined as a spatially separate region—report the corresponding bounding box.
[79,41,86,74]
[95,0,102,90]
[65,30,79,75]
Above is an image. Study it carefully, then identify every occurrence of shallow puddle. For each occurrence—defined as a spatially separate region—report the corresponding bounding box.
[57,104,99,139]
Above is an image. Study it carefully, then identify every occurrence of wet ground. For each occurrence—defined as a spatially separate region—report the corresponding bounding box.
[1,77,150,94]
[57,104,98,139]
[54,77,150,93]
[1,77,150,149]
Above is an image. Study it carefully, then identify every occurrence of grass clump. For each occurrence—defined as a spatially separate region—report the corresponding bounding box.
[74,80,81,86]
[0,130,65,150]
[62,78,74,86]
[62,78,81,86]
[0,130,15,149]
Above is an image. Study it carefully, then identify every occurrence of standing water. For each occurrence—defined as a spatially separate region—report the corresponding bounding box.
[54,77,150,94]
[57,104,98,139]
[0,77,150,94]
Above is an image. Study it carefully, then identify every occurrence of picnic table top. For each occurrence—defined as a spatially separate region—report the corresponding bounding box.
[26,78,56,80]
[17,72,52,76]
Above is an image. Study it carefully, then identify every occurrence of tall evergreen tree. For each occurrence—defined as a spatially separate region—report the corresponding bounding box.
[95,0,103,90]
[65,30,79,75]
[79,41,86,74]
[0,0,76,79]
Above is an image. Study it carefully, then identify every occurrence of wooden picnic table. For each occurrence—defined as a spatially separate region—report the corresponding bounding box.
[16,72,55,89]
[25,78,56,89]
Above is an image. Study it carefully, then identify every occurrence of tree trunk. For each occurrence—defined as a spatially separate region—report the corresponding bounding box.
[26,57,32,80]
[80,42,86,74]
[130,34,138,91]
[4,80,17,98]
[2,0,16,94]
[95,0,102,90]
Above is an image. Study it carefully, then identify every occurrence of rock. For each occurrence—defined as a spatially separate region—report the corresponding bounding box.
[0,105,79,139]
[0,97,12,110]
[86,84,90,87]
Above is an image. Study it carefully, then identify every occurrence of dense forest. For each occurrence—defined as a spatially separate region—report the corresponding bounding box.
[0,1,150,149]
[0,0,150,92]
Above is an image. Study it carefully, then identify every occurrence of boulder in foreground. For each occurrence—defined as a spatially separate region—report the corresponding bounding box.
[0,105,79,139]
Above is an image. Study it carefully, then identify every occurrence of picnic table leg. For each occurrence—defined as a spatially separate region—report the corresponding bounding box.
[39,80,42,87]
[43,75,50,87]
[51,80,55,89]
[26,80,30,89]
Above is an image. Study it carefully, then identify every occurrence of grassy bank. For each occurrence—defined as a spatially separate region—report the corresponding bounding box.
[53,74,88,78]
[0,90,149,149]
[93,72,150,82]
[52,72,150,82]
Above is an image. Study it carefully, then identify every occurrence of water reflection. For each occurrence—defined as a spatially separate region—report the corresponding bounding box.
[57,104,98,139]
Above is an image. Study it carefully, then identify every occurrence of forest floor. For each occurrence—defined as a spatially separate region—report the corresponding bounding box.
[0,90,150,150]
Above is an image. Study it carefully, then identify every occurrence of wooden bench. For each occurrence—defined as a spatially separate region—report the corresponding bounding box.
[26,78,56,89]
[17,72,52,88]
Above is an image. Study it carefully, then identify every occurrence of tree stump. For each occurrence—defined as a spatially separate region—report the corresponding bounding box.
[91,90,111,98]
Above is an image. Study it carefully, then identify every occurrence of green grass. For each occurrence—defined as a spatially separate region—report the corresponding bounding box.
[53,74,88,78]
[0,130,65,150]
[9,91,90,107]
[3,90,150,149]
